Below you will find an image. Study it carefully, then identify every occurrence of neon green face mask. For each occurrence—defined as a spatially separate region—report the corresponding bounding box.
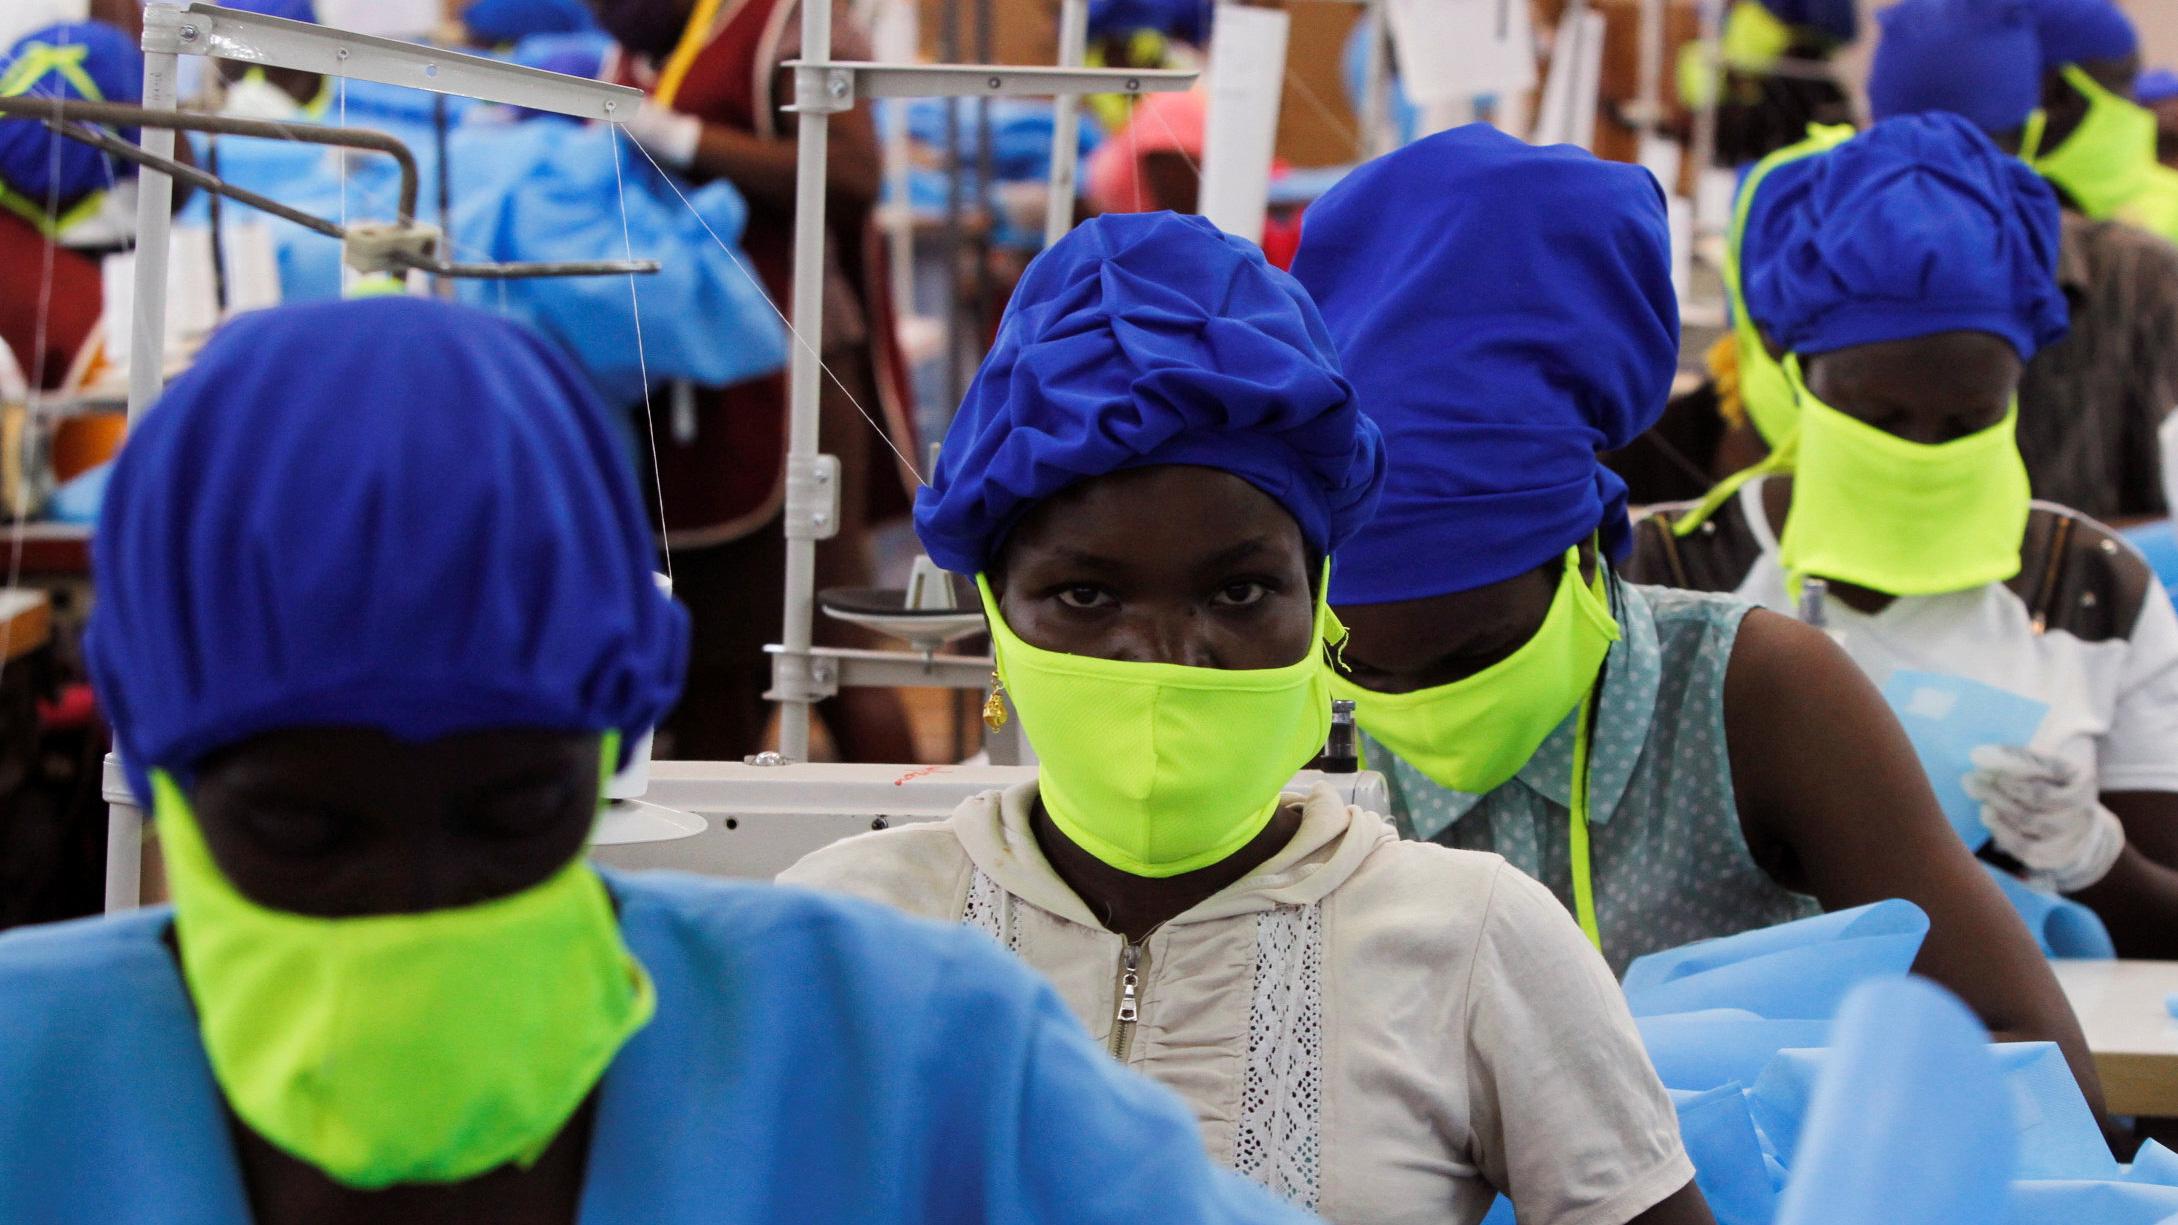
[1328,548,1619,796]
[153,741,655,1190]
[1777,357,2029,596]
[979,569,1337,879]
[2034,65,2158,220]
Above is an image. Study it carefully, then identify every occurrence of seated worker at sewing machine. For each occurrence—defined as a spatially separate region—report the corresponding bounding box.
[1293,123,2110,1132]
[783,212,1712,1225]
[0,296,1309,1225]
[1628,115,2178,960]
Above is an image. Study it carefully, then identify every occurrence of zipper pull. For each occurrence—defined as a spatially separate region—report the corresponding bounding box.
[1116,943,1140,1025]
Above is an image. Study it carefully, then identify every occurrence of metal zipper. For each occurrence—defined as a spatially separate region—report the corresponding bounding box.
[1110,940,1144,1062]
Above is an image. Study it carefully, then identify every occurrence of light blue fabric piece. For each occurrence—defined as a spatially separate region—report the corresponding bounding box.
[1671,1084,1783,1225]
[1477,1195,1514,1224]
[0,871,1309,1224]
[448,124,787,406]
[1621,899,1930,1020]
[1636,1010,1831,1091]
[2122,523,2178,607]
[1375,582,1822,976]
[1751,1040,2113,1182]
[1770,979,2013,1225]
[2005,1181,2178,1224]
[1879,669,2050,851]
[1340,18,1418,146]
[2131,1142,2178,1186]
[43,460,106,525]
[1981,862,2116,959]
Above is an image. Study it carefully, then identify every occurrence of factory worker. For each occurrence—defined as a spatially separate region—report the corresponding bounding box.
[0,21,142,390]
[785,212,1711,1225]
[0,296,1308,1225]
[212,0,329,121]
[1629,115,2178,959]
[1697,0,1857,169]
[1292,126,2106,1117]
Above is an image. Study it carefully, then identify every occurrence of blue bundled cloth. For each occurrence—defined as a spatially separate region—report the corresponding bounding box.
[1622,899,1930,1019]
[1869,0,2044,133]
[1741,113,2068,362]
[1769,978,2014,1225]
[85,298,690,803]
[449,123,788,407]
[2031,0,2138,68]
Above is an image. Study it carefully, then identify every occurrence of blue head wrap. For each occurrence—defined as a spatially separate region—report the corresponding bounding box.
[1290,125,1678,604]
[0,23,142,213]
[2139,67,2178,103]
[1087,0,1211,46]
[1742,113,2068,361]
[2031,0,2137,68]
[1759,0,1860,45]
[1869,0,2042,133]
[915,211,1382,576]
[464,0,601,43]
[215,0,320,21]
[87,298,689,804]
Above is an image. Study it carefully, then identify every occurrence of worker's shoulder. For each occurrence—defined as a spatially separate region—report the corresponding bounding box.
[2007,503,2158,642]
[1625,496,1764,594]
[2066,210,2178,291]
[773,816,973,920]
[1339,836,1519,942]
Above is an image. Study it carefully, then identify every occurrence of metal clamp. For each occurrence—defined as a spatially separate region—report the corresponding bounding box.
[783,453,842,542]
[345,221,441,276]
[787,64,858,115]
[765,645,841,704]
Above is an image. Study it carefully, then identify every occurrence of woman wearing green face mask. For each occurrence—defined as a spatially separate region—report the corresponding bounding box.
[785,212,1712,1225]
[1635,116,2178,963]
[1291,123,2111,1132]
[0,297,1312,1225]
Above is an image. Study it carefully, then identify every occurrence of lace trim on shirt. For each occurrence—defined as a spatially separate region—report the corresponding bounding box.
[1235,902,1324,1209]
[960,868,1021,952]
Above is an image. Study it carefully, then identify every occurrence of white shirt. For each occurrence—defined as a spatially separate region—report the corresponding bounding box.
[1728,477,2178,797]
[781,782,1693,1225]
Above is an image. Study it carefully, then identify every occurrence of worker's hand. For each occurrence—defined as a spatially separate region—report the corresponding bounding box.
[623,101,702,171]
[1965,745,2125,894]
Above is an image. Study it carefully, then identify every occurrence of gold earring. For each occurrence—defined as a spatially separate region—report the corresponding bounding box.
[983,671,1009,730]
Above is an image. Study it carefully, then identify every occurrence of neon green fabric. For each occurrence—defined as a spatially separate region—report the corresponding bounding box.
[1723,123,1855,446]
[1567,685,1602,950]
[1721,0,1795,72]
[979,570,1337,879]
[2117,161,2178,246]
[152,746,655,1190]
[1330,549,1619,796]
[1777,357,2029,596]
[2034,65,2157,221]
[0,41,109,239]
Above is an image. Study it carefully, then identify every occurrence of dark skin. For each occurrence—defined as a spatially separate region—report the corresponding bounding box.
[215,61,328,111]
[1750,333,2178,960]
[174,727,607,1225]
[1338,338,2111,1128]
[996,464,1713,1225]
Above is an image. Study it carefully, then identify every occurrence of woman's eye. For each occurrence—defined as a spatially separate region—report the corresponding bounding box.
[1214,581,1269,608]
[1056,586,1114,610]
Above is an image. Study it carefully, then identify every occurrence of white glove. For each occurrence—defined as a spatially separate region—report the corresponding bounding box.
[623,101,702,170]
[1964,745,2126,894]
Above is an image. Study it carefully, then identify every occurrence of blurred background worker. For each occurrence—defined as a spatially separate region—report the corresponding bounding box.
[1866,0,2178,522]
[587,0,921,764]
[0,296,1314,1225]
[1632,114,2178,959]
[1694,0,1858,168]
[208,0,331,120]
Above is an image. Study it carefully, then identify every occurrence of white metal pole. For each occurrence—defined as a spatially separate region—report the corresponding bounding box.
[105,2,187,914]
[1043,0,1089,247]
[776,0,837,763]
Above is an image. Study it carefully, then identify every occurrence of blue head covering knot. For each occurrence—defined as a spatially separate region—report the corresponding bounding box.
[1869,0,2043,133]
[915,211,1383,575]
[87,298,689,803]
[2031,0,2137,69]
[1741,112,2068,361]
[0,23,143,214]
[1290,125,1679,604]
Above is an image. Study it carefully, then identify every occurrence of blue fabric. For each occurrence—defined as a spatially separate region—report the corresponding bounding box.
[0,22,142,211]
[1291,125,1678,602]
[1088,0,1211,45]
[44,460,107,526]
[1759,0,1859,43]
[2008,1182,2178,1224]
[2140,68,2178,104]
[2032,0,2138,68]
[1621,899,1930,1019]
[1878,669,2050,851]
[1741,113,2069,360]
[1981,862,2117,958]
[1637,1010,1831,1091]
[2130,1142,2178,1186]
[1769,979,2014,1225]
[0,871,1307,1223]
[448,123,787,405]
[465,0,600,42]
[1671,1084,1783,1225]
[217,0,319,21]
[916,211,1382,575]
[1869,0,2043,133]
[85,298,689,804]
